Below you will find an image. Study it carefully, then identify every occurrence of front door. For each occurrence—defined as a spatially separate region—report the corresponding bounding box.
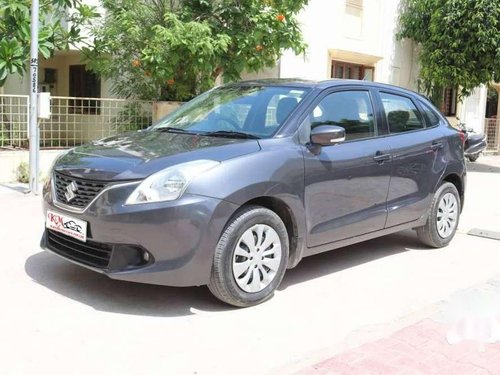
[302,89,393,248]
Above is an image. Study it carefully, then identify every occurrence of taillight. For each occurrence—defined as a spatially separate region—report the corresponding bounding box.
[458,131,466,146]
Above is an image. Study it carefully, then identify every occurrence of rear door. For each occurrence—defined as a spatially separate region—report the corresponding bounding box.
[302,88,393,247]
[376,91,447,227]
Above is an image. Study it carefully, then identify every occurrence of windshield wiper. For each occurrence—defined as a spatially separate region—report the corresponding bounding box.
[203,130,260,139]
[155,127,199,135]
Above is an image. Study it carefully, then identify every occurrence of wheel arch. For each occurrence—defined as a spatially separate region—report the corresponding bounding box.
[238,196,303,269]
[441,173,464,211]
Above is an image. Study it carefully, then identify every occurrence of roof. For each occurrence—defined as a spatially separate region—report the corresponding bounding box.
[230,78,423,97]
[227,78,319,88]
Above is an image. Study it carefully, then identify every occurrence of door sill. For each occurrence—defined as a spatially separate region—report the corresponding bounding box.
[304,217,426,258]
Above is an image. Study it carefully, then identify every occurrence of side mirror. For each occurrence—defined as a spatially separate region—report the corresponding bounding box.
[310,125,346,146]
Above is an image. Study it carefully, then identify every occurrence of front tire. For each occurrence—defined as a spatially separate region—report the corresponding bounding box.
[208,206,289,307]
[416,182,461,248]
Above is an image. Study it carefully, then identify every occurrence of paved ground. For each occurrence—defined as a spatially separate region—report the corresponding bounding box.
[1,156,499,375]
[297,317,500,374]
[297,275,500,374]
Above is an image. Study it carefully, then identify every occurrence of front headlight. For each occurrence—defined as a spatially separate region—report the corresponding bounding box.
[125,160,220,205]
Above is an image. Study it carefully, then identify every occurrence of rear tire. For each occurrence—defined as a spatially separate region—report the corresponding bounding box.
[208,206,289,307]
[467,154,480,162]
[416,182,461,248]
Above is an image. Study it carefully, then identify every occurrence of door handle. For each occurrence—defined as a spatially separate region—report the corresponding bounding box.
[373,151,391,163]
[431,141,444,151]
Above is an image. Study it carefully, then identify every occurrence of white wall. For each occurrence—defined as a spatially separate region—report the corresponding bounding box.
[3,74,29,96]
[374,0,419,89]
[241,66,280,81]
[0,149,65,183]
[460,85,488,133]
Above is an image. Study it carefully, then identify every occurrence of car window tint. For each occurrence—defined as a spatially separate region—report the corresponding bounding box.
[380,93,424,133]
[310,91,375,141]
[420,101,440,127]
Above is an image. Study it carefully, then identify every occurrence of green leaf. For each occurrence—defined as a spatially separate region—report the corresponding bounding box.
[0,68,8,81]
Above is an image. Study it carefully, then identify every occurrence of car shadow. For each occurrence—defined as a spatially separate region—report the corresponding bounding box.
[25,230,429,317]
[466,160,500,173]
[280,229,429,290]
[24,251,227,317]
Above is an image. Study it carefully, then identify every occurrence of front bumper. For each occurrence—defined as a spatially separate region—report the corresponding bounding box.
[41,181,238,287]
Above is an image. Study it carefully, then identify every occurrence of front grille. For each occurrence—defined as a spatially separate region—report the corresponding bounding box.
[54,172,108,208]
[47,230,112,269]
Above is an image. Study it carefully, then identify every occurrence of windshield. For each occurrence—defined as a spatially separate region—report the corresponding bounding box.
[151,85,310,138]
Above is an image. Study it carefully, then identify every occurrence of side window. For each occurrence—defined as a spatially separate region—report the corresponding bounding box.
[380,93,424,133]
[420,101,441,127]
[309,91,376,141]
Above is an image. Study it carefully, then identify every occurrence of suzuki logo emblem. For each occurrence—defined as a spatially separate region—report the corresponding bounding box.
[65,181,78,202]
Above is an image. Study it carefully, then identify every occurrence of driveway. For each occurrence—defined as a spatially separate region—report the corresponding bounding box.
[1,156,499,375]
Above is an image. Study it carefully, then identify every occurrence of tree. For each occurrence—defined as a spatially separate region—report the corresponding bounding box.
[84,0,309,101]
[0,0,98,87]
[398,0,500,105]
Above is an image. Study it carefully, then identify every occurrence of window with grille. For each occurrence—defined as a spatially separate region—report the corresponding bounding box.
[440,87,457,116]
[331,60,374,81]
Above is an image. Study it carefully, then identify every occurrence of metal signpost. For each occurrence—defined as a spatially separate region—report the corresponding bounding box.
[29,0,39,194]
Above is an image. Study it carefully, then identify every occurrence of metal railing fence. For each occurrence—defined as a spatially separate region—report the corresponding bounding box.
[0,94,30,148]
[0,94,153,149]
[40,96,153,148]
[485,118,500,154]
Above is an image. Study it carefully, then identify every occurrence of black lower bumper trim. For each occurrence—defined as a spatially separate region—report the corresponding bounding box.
[46,230,112,269]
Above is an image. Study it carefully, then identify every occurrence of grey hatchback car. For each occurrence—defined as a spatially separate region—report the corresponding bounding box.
[41,79,466,307]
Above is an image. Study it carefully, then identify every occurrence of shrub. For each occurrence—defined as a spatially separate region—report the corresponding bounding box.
[16,161,29,183]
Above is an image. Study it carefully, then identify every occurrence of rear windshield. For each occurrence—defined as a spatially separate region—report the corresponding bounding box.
[152,85,310,138]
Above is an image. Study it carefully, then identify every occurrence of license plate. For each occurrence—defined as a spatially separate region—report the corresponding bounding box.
[46,210,87,242]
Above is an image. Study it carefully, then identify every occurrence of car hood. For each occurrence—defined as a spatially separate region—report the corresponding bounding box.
[54,130,261,181]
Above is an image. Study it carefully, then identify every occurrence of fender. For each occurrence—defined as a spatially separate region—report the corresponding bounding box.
[187,138,308,268]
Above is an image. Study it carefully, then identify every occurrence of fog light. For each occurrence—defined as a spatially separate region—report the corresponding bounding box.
[109,244,144,270]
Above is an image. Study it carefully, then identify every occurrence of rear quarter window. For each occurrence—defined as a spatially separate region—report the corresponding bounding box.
[419,101,441,127]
